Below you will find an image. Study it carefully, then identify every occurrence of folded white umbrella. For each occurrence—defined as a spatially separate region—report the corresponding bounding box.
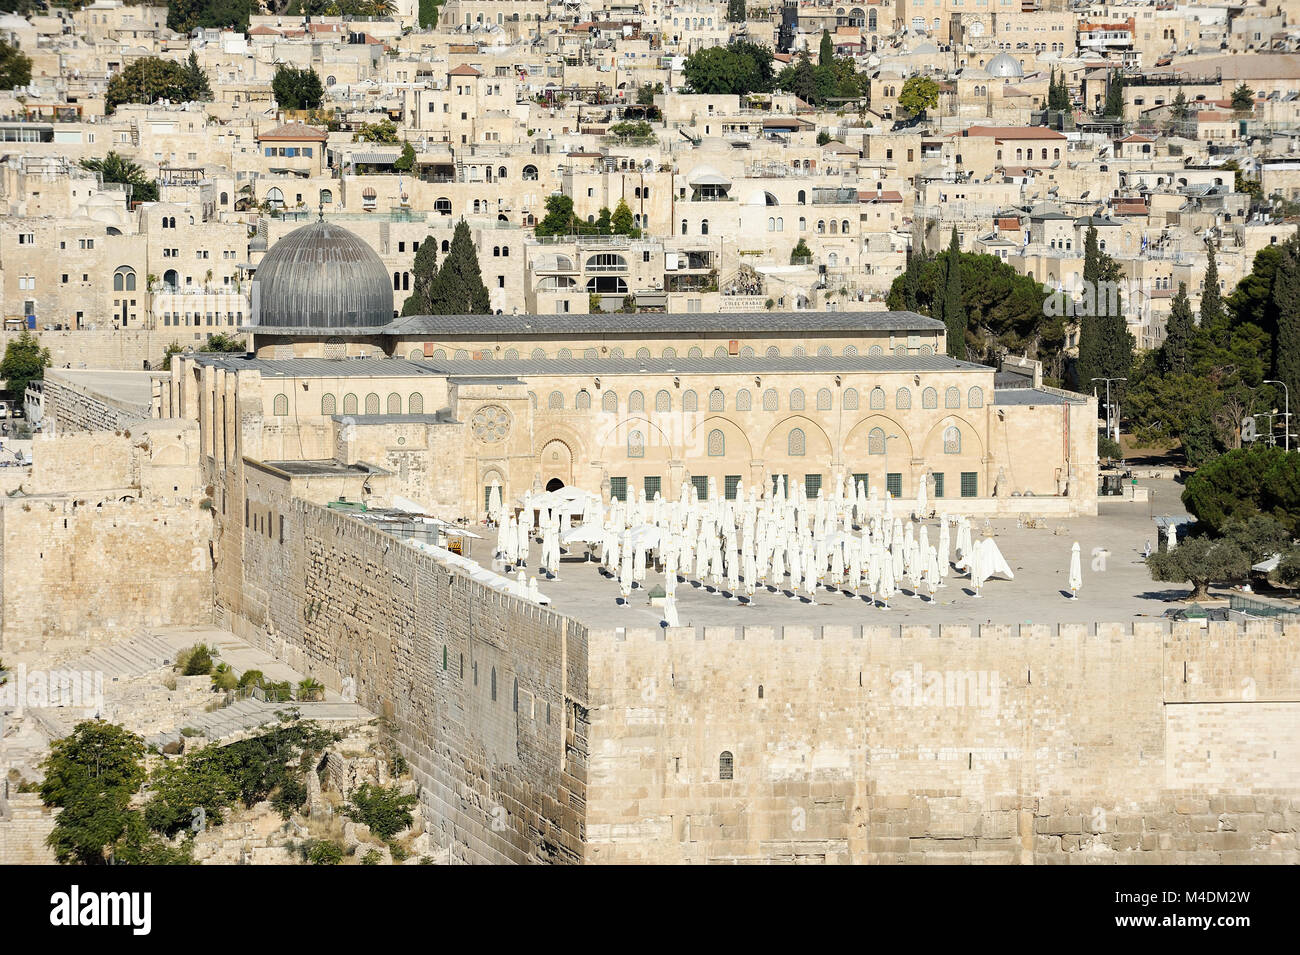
[1068,541,1082,598]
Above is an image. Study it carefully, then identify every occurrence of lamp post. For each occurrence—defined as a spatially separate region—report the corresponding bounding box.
[1091,377,1127,443]
[1264,380,1291,451]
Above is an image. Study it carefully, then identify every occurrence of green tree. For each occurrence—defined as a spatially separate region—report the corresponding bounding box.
[818,30,834,68]
[790,238,812,265]
[342,783,418,839]
[1103,69,1125,119]
[535,194,579,237]
[816,129,831,146]
[353,119,399,143]
[1048,68,1070,111]
[432,220,491,314]
[160,341,185,371]
[80,152,159,203]
[181,52,212,101]
[199,332,246,353]
[1171,89,1189,119]
[1230,83,1255,112]
[272,65,324,110]
[167,0,255,34]
[1272,241,1300,415]
[0,330,49,398]
[611,198,639,238]
[1160,283,1194,376]
[401,235,439,315]
[1200,242,1223,330]
[0,40,32,89]
[417,0,440,28]
[726,0,745,22]
[40,721,147,865]
[683,41,774,96]
[1146,532,1249,601]
[105,56,204,113]
[939,227,967,359]
[898,75,940,118]
[1181,445,1300,537]
[393,141,415,173]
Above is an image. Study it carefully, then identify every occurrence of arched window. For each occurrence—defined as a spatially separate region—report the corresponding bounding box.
[113,266,136,292]
[343,394,358,415]
[736,388,751,411]
[763,388,778,412]
[895,387,912,410]
[272,394,288,416]
[662,346,677,359]
[868,9,877,30]
[922,387,938,409]
[557,348,571,360]
[869,387,886,410]
[688,347,703,358]
[364,393,379,415]
[787,388,804,411]
[655,389,671,412]
[869,345,883,356]
[387,393,401,414]
[713,346,729,358]
[945,387,961,409]
[548,391,564,410]
[707,429,725,456]
[868,427,886,455]
[766,346,780,357]
[409,393,424,414]
[523,164,538,180]
[321,394,336,416]
[629,390,645,413]
[968,386,984,408]
[602,391,618,412]
[700,219,709,235]
[843,388,859,410]
[842,219,850,234]
[816,388,832,411]
[844,345,858,357]
[635,347,651,359]
[797,189,806,204]
[628,430,645,457]
[788,428,806,456]
[682,390,698,412]
[943,426,961,454]
[719,751,734,780]
[531,348,546,360]
[575,390,590,410]
[708,388,724,412]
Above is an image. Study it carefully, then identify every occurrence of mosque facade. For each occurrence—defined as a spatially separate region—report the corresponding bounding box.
[162,221,1099,521]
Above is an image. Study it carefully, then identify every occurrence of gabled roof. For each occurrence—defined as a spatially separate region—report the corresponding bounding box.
[448,64,482,77]
[258,122,328,142]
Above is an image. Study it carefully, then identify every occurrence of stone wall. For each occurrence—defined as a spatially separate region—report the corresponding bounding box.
[582,620,1300,864]
[0,329,167,373]
[0,793,57,864]
[225,499,588,865]
[0,496,213,652]
[41,376,151,435]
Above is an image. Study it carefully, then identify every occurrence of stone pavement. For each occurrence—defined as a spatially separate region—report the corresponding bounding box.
[463,480,1197,630]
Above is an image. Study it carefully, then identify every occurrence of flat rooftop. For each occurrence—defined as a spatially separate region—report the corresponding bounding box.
[44,368,155,413]
[241,309,945,338]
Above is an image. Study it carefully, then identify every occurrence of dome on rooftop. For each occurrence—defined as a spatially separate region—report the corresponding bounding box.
[985,52,1024,79]
[251,220,392,329]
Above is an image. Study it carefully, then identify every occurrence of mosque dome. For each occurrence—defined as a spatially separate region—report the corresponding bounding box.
[251,220,393,329]
[985,52,1025,79]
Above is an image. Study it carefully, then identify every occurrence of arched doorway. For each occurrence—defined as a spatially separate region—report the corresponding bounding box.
[539,438,573,489]
[545,477,565,492]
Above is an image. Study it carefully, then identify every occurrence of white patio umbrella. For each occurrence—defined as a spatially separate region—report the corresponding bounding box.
[878,554,896,609]
[515,516,530,567]
[937,520,951,585]
[926,546,941,602]
[664,552,678,599]
[663,594,680,627]
[915,477,927,520]
[488,481,502,524]
[1068,541,1082,599]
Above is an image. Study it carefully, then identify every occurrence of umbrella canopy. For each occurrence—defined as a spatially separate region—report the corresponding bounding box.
[1068,541,1082,596]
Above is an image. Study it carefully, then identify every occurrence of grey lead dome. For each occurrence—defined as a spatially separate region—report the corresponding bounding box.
[251,220,393,328]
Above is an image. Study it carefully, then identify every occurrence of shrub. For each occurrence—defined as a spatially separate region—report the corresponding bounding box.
[179,644,215,676]
[305,839,344,865]
[211,664,238,692]
[343,784,418,840]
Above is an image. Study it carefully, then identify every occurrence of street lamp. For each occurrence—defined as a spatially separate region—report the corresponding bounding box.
[1264,380,1291,451]
[1091,377,1127,444]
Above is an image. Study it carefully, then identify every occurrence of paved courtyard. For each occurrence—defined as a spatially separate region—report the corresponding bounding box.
[461,480,1199,629]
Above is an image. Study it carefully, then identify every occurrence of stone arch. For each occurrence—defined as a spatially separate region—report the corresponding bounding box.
[844,415,914,461]
[761,415,833,463]
[598,415,678,462]
[685,415,752,465]
[920,414,984,462]
[538,436,576,487]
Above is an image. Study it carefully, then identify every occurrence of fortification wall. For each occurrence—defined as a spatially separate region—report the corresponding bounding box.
[0,496,212,652]
[224,499,588,865]
[0,329,166,373]
[41,377,151,435]
[583,621,1300,864]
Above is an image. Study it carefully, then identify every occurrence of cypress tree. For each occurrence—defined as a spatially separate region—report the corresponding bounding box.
[819,30,834,68]
[943,227,966,359]
[432,220,491,314]
[1200,242,1224,333]
[400,235,438,316]
[1160,282,1193,375]
[1076,226,1102,390]
[1271,244,1300,422]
